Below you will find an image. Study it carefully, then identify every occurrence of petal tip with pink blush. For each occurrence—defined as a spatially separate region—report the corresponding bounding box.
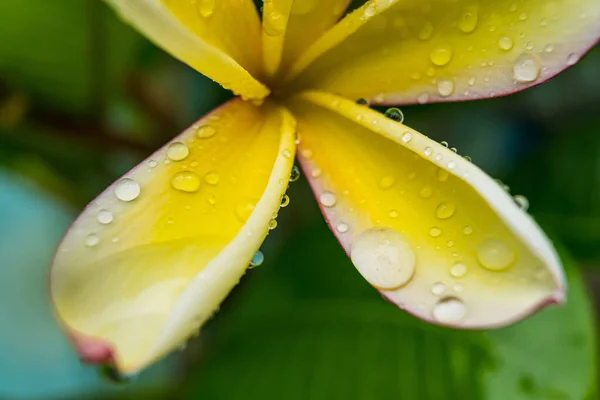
[69,330,116,366]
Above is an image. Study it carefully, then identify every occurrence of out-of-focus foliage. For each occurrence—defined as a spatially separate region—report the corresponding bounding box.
[0,0,599,399]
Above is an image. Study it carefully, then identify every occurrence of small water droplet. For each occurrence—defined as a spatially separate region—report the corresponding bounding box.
[171,171,201,193]
[249,250,264,268]
[420,186,433,198]
[319,192,337,207]
[498,36,514,51]
[417,93,430,104]
[437,78,455,97]
[431,282,446,295]
[289,165,301,182]
[197,0,215,17]
[401,132,413,143]
[458,4,478,33]
[311,168,322,178]
[336,222,349,233]
[418,22,434,40]
[268,219,278,230]
[429,227,442,237]
[544,44,554,53]
[167,142,190,161]
[424,147,433,156]
[462,226,473,235]
[566,53,579,65]
[379,175,395,189]
[435,202,456,219]
[513,53,541,82]
[148,160,157,168]
[97,210,113,225]
[356,97,369,105]
[388,209,399,218]
[518,12,527,21]
[207,194,217,205]
[196,125,217,139]
[477,239,516,271]
[447,160,456,169]
[280,194,290,207]
[204,171,220,185]
[441,141,449,147]
[432,297,466,323]
[85,233,100,247]
[263,7,286,36]
[114,178,141,202]
[430,46,453,66]
[450,262,468,278]
[384,107,404,123]
[437,169,450,182]
[350,227,416,289]
[513,194,529,211]
[282,149,292,158]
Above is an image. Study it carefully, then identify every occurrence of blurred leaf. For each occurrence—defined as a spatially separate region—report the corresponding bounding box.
[0,0,142,114]
[185,183,595,400]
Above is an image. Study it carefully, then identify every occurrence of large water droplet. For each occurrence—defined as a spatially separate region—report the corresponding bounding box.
[513,53,541,82]
[97,210,113,225]
[197,0,215,17]
[167,142,190,161]
[437,78,455,97]
[430,47,453,66]
[171,171,201,193]
[435,201,456,219]
[450,262,468,278]
[115,178,140,202]
[249,250,264,268]
[432,297,466,323]
[319,192,337,207]
[350,227,416,289]
[477,239,516,271]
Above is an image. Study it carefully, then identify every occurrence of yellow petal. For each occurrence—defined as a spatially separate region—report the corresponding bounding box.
[287,0,600,104]
[51,99,297,373]
[261,0,294,77]
[106,0,269,100]
[287,90,564,328]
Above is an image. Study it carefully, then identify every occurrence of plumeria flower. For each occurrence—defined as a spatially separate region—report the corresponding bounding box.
[51,0,600,375]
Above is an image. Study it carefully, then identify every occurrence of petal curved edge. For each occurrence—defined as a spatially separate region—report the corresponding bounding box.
[51,99,296,374]
[261,0,294,76]
[105,0,269,100]
[287,90,565,329]
[288,0,600,105]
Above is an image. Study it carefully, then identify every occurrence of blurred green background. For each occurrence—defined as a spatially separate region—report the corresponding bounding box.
[0,0,599,399]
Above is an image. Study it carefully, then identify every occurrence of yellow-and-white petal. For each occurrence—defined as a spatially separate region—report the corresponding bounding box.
[105,0,269,100]
[51,99,297,373]
[287,90,564,328]
[287,0,600,105]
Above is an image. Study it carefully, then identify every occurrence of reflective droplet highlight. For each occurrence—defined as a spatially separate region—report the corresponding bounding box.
[477,239,516,271]
[319,192,337,207]
[97,210,113,225]
[249,250,264,268]
[289,165,301,182]
[437,78,455,97]
[336,222,349,233]
[350,227,416,290]
[498,36,514,51]
[171,171,201,193]
[384,107,404,123]
[167,142,190,161]
[433,297,466,323]
[513,194,529,211]
[513,53,541,82]
[115,178,140,202]
[429,227,442,237]
[430,47,453,66]
[450,263,468,278]
[431,282,446,296]
[280,194,290,207]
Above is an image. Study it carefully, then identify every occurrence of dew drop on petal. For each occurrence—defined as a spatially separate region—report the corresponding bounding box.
[197,0,215,17]
[167,142,190,161]
[498,36,514,51]
[513,194,529,211]
[431,282,446,295]
[319,192,337,207]
[435,201,456,219]
[249,250,264,268]
[401,132,412,143]
[420,185,433,198]
[336,222,349,233]
[384,107,404,123]
[462,225,473,235]
[379,175,395,189]
[430,46,453,66]
[96,210,113,225]
[196,125,217,139]
[269,219,278,230]
[350,227,416,289]
[437,78,455,97]
[85,233,100,247]
[513,53,541,82]
[204,171,220,185]
[432,297,466,323]
[424,147,433,156]
[171,171,201,193]
[235,201,256,223]
[458,5,478,33]
[114,178,140,202]
[450,262,468,278]
[280,194,290,207]
[566,53,580,66]
[477,239,516,271]
[429,227,442,237]
[289,165,301,182]
[263,9,286,36]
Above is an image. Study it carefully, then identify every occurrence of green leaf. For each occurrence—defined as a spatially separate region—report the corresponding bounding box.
[185,193,596,400]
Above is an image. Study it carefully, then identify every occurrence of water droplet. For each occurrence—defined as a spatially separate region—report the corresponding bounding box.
[447,160,456,169]
[379,175,395,189]
[336,222,349,233]
[401,132,413,143]
[114,178,141,202]
[269,219,278,230]
[362,1,378,19]
[282,149,292,158]
[263,8,286,36]
[289,165,301,182]
[311,168,322,178]
[350,227,416,289]
[433,297,466,323]
[149,160,157,168]
[384,107,404,123]
[431,282,446,295]
[249,250,264,268]
[235,201,256,222]
[437,169,450,182]
[417,93,430,104]
[435,201,456,219]
[509,3,518,12]
[167,142,189,161]
[477,239,516,271]
[450,262,468,278]
[388,209,399,218]
[513,53,541,82]
[566,53,580,65]
[513,194,529,211]
[319,192,337,207]
[429,227,442,237]
[518,12,527,21]
[85,233,100,247]
[441,141,449,147]
[498,36,514,51]
[458,4,478,33]
[356,98,369,105]
[196,125,217,139]
[204,171,220,185]
[171,171,201,193]
[207,194,217,205]
[420,186,433,198]
[424,147,433,156]
[97,210,113,225]
[544,44,554,53]
[430,46,453,66]
[462,226,473,235]
[197,0,215,17]
[280,194,290,207]
[437,78,455,97]
[418,22,434,40]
